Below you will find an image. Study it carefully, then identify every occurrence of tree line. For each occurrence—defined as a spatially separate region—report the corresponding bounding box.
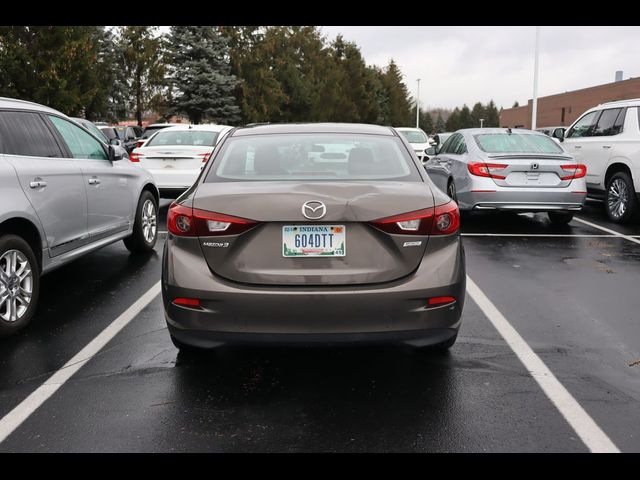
[0,26,502,131]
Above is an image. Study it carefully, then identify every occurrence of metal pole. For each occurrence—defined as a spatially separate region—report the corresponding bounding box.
[416,78,421,128]
[531,26,540,130]
[480,118,484,128]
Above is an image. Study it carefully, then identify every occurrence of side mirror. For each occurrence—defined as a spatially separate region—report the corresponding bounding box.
[553,128,565,142]
[426,146,436,156]
[109,138,123,146]
[108,144,126,161]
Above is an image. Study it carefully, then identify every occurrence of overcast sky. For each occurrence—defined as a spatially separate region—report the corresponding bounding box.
[319,26,640,110]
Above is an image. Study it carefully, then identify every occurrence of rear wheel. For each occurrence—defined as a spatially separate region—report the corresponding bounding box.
[415,332,458,354]
[547,211,574,225]
[447,179,458,203]
[0,235,40,337]
[124,190,158,253]
[606,172,638,224]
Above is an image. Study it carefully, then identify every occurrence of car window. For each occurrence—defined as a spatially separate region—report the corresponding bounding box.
[145,130,219,147]
[566,111,599,138]
[100,127,118,141]
[399,130,428,143]
[446,134,463,154]
[591,108,624,136]
[454,135,467,154]
[439,135,456,154]
[206,134,422,182]
[81,121,109,144]
[474,132,564,154]
[47,115,109,160]
[0,111,63,158]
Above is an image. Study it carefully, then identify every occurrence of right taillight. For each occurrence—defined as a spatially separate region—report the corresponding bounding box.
[129,151,144,163]
[560,164,587,180]
[468,162,508,179]
[167,202,259,237]
[369,201,459,236]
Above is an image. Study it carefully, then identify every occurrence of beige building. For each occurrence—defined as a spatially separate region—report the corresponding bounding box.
[500,76,640,129]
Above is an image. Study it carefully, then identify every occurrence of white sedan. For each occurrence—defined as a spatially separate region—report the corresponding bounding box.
[130,124,232,196]
[395,127,431,162]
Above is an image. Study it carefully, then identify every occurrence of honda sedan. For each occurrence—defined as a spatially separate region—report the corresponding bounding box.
[162,123,465,352]
[424,128,587,224]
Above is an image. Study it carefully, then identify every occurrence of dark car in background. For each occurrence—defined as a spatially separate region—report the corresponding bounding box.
[114,125,143,154]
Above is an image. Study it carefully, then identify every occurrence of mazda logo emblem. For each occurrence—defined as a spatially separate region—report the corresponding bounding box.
[302,200,327,220]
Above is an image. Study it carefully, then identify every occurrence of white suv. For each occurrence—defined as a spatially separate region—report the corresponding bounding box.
[558,99,640,223]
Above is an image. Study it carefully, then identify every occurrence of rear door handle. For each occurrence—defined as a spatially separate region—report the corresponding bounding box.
[574,145,582,149]
[603,145,612,149]
[88,177,101,185]
[29,178,47,189]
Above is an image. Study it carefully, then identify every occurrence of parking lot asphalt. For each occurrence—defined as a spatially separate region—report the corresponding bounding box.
[1,199,639,452]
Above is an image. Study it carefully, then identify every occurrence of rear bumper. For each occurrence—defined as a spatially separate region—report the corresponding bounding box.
[162,236,466,347]
[458,189,587,212]
[148,169,200,190]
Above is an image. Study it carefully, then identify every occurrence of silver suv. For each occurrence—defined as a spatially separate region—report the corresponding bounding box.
[0,97,159,336]
[556,99,640,223]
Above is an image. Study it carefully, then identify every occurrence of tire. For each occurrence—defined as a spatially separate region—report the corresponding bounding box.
[124,190,158,253]
[170,334,207,356]
[416,332,458,354]
[606,171,638,224]
[0,234,40,337]
[547,211,574,225]
[447,179,458,203]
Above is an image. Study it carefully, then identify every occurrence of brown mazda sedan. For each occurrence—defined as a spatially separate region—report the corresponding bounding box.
[162,123,465,351]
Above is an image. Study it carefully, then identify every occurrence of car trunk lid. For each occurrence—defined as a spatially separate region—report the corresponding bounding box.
[193,181,435,286]
[484,153,576,188]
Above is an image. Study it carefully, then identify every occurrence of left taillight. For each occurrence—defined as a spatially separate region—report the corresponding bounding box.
[167,202,259,237]
[129,151,144,163]
[560,164,587,180]
[369,201,460,236]
[198,151,214,163]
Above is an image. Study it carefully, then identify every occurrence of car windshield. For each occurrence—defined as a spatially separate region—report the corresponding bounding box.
[399,130,428,143]
[145,130,219,147]
[474,133,563,154]
[206,134,421,182]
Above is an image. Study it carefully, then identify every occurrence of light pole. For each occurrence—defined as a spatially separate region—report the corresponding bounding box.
[416,78,421,128]
[531,26,540,130]
[480,118,484,129]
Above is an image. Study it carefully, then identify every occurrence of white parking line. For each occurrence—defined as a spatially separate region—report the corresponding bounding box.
[466,275,620,453]
[0,282,162,445]
[573,217,640,245]
[462,233,618,238]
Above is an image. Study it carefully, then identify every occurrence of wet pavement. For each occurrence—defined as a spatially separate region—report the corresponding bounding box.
[1,199,639,452]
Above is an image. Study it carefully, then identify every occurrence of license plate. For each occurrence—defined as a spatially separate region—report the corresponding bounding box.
[282,225,346,257]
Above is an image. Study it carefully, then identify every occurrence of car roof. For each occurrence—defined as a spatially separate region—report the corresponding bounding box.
[156,124,232,133]
[0,96,64,115]
[458,128,546,135]
[395,127,425,132]
[598,98,640,108]
[231,123,395,137]
[145,123,183,128]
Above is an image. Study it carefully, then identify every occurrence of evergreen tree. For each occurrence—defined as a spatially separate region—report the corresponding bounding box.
[435,113,446,133]
[382,60,412,126]
[421,110,434,134]
[485,100,500,127]
[117,26,166,126]
[167,26,240,125]
[459,104,472,128]
[446,108,461,131]
[0,26,116,118]
[471,102,486,128]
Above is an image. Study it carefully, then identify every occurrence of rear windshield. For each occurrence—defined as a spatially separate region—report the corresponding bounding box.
[99,127,117,140]
[141,126,168,138]
[474,133,563,154]
[399,130,428,143]
[205,134,422,182]
[145,130,219,147]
